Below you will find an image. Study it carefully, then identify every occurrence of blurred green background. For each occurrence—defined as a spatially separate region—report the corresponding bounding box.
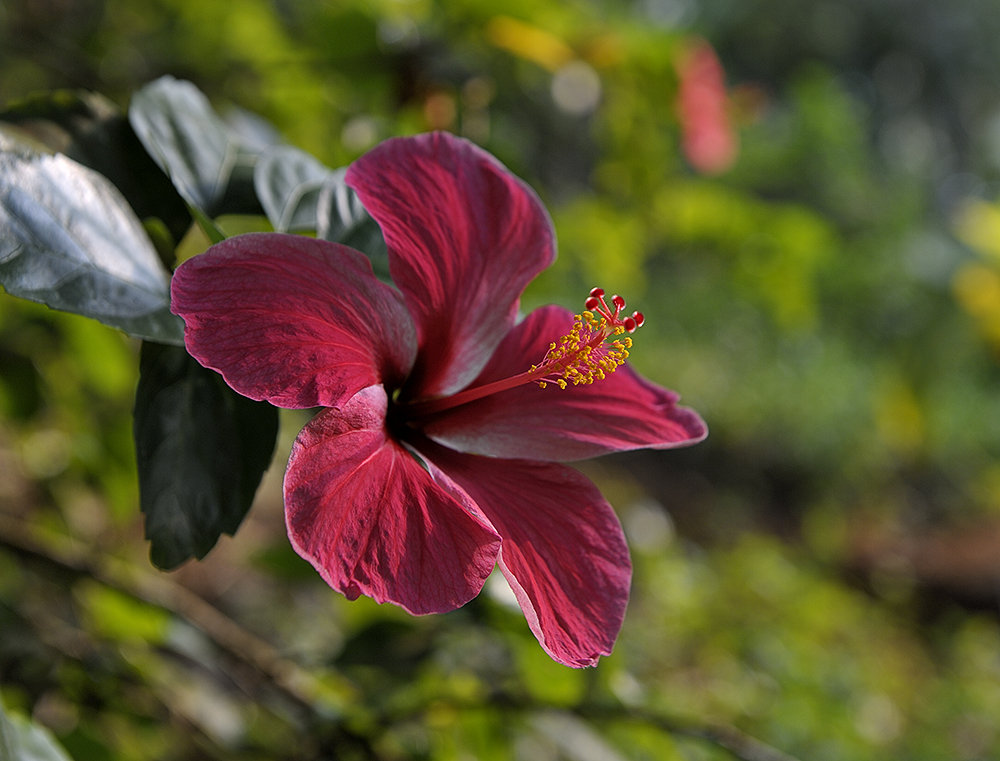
[4,0,1000,758]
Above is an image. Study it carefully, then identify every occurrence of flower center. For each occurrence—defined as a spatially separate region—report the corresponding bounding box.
[403,287,642,417]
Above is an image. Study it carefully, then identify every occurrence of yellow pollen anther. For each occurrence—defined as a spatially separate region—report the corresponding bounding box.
[528,291,643,390]
[401,289,644,416]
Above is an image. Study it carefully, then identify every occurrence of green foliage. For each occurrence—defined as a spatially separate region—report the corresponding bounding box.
[134,342,278,569]
[0,90,192,246]
[253,145,389,277]
[128,76,262,219]
[0,150,183,344]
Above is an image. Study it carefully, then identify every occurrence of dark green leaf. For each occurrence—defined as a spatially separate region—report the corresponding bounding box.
[254,144,330,232]
[128,76,261,217]
[315,167,371,243]
[0,346,43,420]
[316,170,389,276]
[215,147,264,217]
[0,89,191,247]
[134,342,279,570]
[255,144,389,277]
[225,107,284,152]
[316,171,388,279]
[336,206,390,281]
[0,151,185,344]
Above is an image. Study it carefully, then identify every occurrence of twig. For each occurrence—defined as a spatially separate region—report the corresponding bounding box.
[574,703,803,761]
[688,724,802,761]
[391,694,803,761]
[574,703,801,761]
[0,511,335,713]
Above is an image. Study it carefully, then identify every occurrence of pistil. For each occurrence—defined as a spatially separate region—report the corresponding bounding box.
[404,287,642,418]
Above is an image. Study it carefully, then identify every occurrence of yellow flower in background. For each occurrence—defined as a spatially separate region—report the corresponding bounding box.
[953,198,1000,344]
[953,263,1000,345]
[955,198,1000,266]
[485,16,575,72]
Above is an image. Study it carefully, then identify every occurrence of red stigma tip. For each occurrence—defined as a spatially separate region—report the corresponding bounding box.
[582,287,642,335]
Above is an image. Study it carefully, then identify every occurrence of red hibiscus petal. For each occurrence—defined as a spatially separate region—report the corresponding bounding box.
[284,386,501,615]
[421,441,631,667]
[346,132,556,400]
[420,305,707,460]
[171,233,417,409]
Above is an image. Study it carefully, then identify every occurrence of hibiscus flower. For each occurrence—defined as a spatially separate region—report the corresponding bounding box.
[170,132,706,667]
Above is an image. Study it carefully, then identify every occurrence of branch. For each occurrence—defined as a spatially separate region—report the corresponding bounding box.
[390,693,803,761]
[688,724,803,761]
[0,511,337,713]
[572,703,800,761]
[573,703,803,761]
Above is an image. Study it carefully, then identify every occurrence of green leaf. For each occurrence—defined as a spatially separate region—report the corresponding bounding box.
[254,144,389,277]
[254,144,330,232]
[332,203,389,280]
[133,342,279,570]
[0,151,185,344]
[0,89,191,247]
[0,693,73,761]
[128,76,261,217]
[315,168,384,251]
[225,107,284,152]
